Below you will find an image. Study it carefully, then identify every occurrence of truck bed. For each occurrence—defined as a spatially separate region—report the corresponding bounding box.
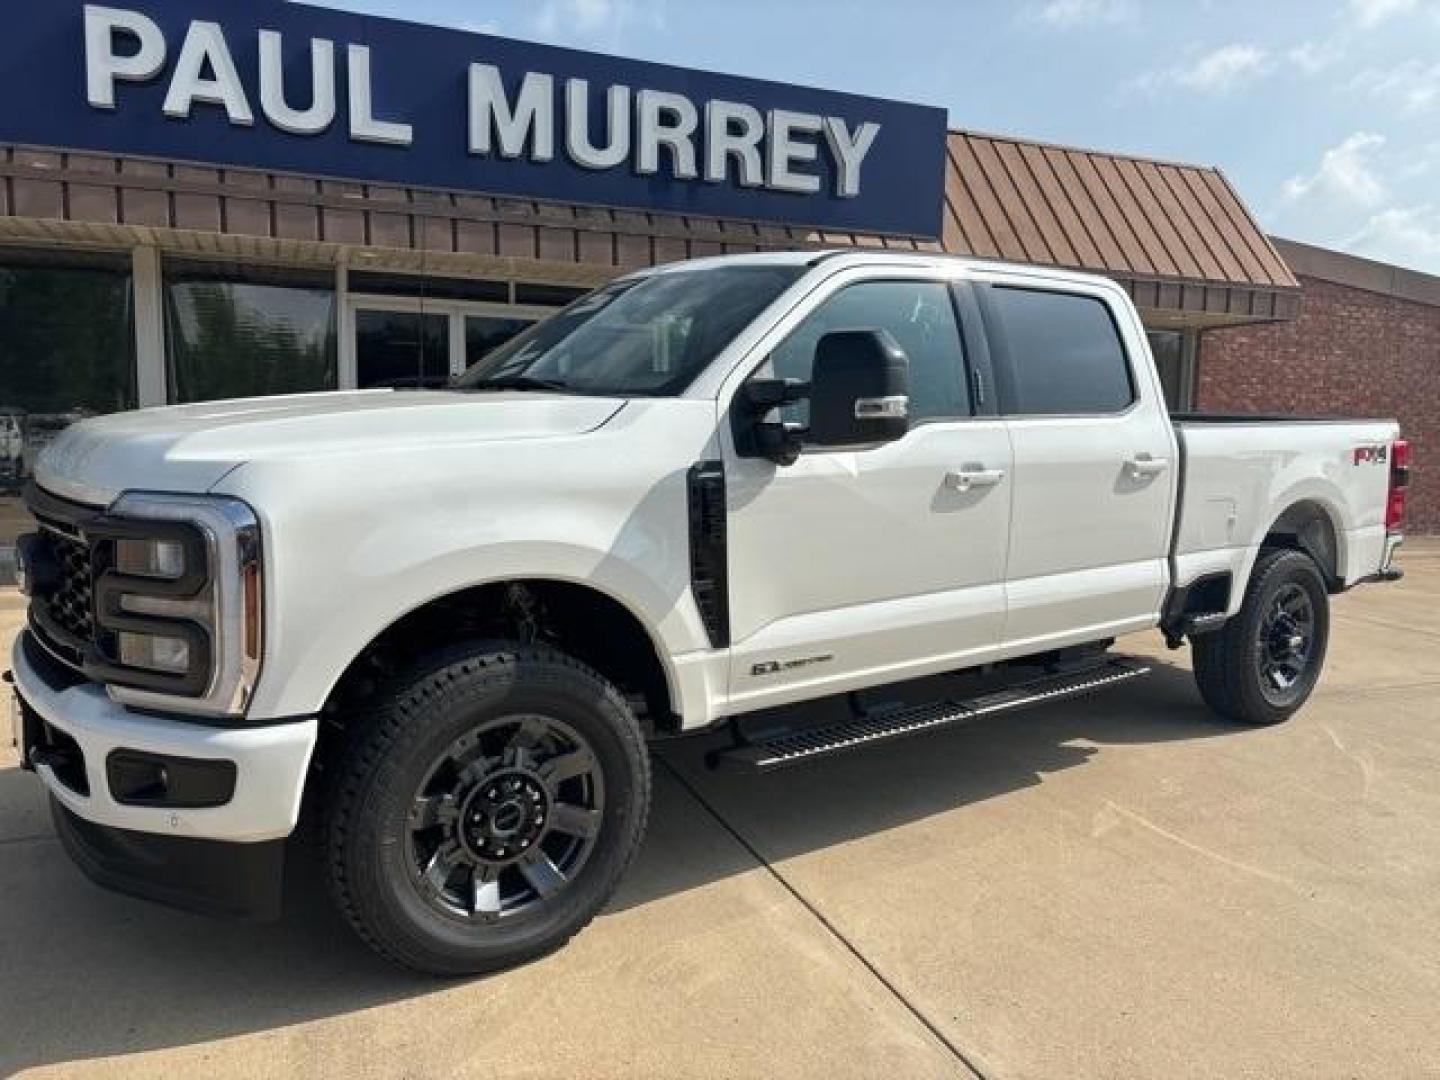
[1170,414,1400,609]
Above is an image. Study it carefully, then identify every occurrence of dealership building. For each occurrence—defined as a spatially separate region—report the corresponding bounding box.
[0,0,1435,574]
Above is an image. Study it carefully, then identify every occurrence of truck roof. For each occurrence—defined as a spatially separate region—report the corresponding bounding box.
[637,249,1124,292]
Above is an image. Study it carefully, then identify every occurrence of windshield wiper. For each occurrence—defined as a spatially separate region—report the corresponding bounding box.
[467,374,572,393]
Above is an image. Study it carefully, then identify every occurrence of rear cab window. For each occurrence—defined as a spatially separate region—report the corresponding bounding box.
[984,286,1135,416]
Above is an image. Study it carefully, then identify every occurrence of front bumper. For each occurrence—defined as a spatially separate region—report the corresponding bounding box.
[10,629,316,844]
[49,796,287,920]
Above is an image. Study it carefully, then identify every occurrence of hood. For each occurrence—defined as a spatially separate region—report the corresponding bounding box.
[34,390,627,506]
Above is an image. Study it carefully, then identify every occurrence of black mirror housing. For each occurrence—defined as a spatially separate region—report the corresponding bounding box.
[808,329,911,448]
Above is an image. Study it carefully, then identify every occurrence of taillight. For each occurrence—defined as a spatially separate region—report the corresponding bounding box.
[1386,438,1411,531]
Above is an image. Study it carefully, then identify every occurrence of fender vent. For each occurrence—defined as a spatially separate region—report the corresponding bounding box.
[687,461,729,648]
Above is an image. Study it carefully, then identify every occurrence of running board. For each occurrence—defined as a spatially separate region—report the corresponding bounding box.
[709,657,1151,774]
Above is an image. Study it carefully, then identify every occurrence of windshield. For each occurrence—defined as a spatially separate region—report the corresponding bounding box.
[456,264,805,396]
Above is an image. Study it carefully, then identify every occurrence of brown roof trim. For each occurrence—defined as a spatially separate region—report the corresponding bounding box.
[1271,236,1440,309]
[950,126,1250,175]
[942,129,1299,296]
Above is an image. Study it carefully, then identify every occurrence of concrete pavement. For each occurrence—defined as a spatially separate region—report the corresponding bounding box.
[2,546,1438,1078]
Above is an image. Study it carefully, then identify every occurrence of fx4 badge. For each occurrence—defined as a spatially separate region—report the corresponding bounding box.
[751,654,834,678]
[1353,444,1389,466]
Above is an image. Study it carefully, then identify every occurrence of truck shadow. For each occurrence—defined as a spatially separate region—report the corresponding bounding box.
[0,656,1234,1075]
[620,655,1230,909]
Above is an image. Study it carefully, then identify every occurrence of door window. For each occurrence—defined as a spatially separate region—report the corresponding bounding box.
[987,287,1134,415]
[769,281,970,426]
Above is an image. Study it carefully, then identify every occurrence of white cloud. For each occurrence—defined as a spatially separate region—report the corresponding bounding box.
[1031,0,1134,29]
[1349,0,1421,27]
[531,0,642,46]
[1287,40,1344,75]
[1175,43,1271,92]
[1277,135,1440,273]
[1344,205,1440,267]
[1352,59,1440,112]
[1282,132,1389,208]
[1125,42,1271,97]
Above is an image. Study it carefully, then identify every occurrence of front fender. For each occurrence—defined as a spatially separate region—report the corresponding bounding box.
[263,539,704,720]
[210,403,718,721]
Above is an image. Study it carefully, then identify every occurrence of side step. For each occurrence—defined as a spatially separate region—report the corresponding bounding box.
[710,657,1150,774]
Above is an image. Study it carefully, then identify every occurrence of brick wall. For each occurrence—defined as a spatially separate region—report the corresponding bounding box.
[1198,274,1440,534]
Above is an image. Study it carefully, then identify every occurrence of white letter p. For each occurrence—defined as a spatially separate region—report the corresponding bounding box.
[85,5,167,110]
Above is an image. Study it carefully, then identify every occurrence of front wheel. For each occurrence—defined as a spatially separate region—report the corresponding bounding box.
[325,642,650,975]
[1192,548,1330,725]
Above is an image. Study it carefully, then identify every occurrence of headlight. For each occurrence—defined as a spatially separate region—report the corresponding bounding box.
[86,492,263,718]
[114,537,187,579]
[118,630,193,674]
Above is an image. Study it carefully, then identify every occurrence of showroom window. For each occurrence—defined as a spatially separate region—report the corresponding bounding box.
[0,248,136,572]
[165,262,337,404]
[1146,330,1193,412]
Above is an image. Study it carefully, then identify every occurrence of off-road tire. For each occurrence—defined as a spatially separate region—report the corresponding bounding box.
[325,641,650,975]
[1192,548,1330,725]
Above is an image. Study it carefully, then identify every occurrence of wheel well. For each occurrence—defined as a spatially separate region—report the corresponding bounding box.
[1264,501,1341,589]
[321,580,678,737]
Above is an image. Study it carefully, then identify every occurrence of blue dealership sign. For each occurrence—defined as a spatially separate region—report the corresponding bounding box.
[0,1,948,237]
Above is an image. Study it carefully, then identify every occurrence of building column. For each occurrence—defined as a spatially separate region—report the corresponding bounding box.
[132,246,167,408]
[336,260,355,390]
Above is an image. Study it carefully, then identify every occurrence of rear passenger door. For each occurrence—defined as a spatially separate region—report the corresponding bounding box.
[977,279,1178,651]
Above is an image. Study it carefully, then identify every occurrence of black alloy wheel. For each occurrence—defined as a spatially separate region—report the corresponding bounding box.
[326,642,650,975]
[1255,581,1316,706]
[407,714,604,923]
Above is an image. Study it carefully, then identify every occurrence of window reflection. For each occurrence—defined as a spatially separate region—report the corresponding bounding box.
[0,250,135,580]
[165,263,336,404]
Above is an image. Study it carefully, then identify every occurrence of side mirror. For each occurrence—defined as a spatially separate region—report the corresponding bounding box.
[808,329,911,448]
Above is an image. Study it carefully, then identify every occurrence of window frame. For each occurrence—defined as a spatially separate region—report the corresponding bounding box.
[974,280,1140,420]
[748,274,984,434]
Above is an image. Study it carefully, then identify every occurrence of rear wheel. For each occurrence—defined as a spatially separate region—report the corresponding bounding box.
[1192,548,1330,725]
[325,642,650,975]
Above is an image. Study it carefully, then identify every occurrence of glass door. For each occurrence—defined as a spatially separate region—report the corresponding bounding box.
[346,295,545,390]
[464,314,535,367]
[355,307,451,389]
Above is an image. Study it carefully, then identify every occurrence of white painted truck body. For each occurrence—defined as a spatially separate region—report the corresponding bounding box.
[11,251,1403,847]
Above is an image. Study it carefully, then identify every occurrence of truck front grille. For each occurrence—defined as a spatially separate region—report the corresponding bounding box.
[43,530,96,644]
[25,488,103,672]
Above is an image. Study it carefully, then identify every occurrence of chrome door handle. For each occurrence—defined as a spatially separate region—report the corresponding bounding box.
[1125,456,1170,479]
[945,467,1006,492]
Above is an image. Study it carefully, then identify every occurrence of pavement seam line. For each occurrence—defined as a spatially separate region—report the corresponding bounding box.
[1334,609,1440,642]
[0,832,56,846]
[657,756,989,1080]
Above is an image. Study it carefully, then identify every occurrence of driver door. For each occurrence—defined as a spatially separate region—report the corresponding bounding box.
[721,272,1012,715]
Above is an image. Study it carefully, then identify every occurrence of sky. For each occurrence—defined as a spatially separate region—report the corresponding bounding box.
[303,0,1440,275]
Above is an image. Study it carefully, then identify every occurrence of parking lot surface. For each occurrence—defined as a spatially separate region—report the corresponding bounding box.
[2,546,1438,1079]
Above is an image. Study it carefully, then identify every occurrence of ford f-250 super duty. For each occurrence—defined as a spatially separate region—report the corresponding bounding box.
[8,251,1409,974]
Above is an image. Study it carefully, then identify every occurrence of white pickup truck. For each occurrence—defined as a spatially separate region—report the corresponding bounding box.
[9,251,1409,974]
